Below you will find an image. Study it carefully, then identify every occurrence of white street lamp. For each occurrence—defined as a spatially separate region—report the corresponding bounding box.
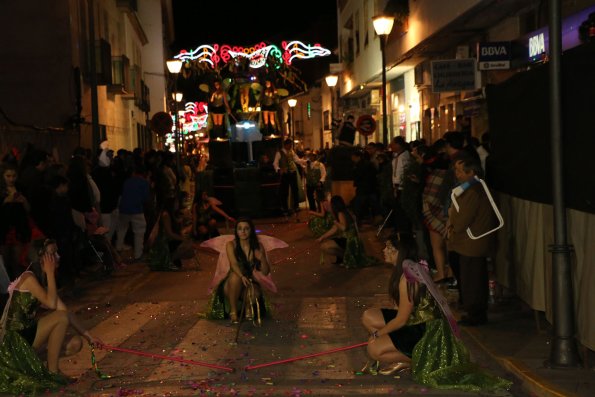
[166,59,183,74]
[325,75,338,88]
[373,15,395,145]
[325,75,338,146]
[288,99,297,144]
[166,59,183,165]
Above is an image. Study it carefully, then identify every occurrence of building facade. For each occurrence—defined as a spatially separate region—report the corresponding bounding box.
[0,0,175,157]
[329,0,595,145]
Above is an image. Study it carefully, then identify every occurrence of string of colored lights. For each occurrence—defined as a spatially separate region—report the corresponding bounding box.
[174,41,330,68]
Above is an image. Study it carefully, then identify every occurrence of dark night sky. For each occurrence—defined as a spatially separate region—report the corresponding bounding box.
[171,0,339,85]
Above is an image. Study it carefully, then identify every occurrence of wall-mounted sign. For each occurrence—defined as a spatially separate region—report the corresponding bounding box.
[431,59,476,93]
[477,41,511,70]
[528,33,546,61]
[356,115,376,137]
[523,5,595,63]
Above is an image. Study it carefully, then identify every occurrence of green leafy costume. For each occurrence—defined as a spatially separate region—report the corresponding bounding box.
[0,273,69,395]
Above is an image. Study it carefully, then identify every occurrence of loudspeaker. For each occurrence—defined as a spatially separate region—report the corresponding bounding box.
[208,141,232,169]
[252,137,282,163]
[231,142,249,164]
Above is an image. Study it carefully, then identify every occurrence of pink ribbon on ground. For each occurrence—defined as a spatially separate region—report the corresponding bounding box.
[98,344,234,372]
[245,342,369,371]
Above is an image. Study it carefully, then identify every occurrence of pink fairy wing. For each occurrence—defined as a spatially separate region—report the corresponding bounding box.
[200,235,235,253]
[253,235,286,293]
[201,236,235,293]
[403,260,461,338]
[256,235,289,251]
[201,235,287,294]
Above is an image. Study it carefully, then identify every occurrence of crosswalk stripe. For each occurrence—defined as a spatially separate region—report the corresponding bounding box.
[59,301,173,376]
[280,297,360,379]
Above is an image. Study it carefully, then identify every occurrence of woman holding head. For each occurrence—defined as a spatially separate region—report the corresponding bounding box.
[0,239,101,394]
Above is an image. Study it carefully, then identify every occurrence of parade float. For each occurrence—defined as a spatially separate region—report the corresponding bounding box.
[163,40,331,216]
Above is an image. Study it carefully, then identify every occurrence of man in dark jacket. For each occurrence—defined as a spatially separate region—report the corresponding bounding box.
[447,156,497,326]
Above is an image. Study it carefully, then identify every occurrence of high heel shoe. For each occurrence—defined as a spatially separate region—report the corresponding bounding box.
[359,360,380,375]
[378,362,411,376]
[229,312,239,324]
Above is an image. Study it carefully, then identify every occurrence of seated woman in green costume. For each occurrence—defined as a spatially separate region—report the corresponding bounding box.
[0,239,101,395]
[316,195,378,268]
[308,191,334,238]
[205,218,284,324]
[192,190,235,241]
[360,236,512,392]
[148,198,196,271]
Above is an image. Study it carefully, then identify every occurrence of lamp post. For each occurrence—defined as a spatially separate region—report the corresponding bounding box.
[166,59,183,167]
[288,98,297,146]
[373,15,395,145]
[325,75,338,146]
[173,92,183,155]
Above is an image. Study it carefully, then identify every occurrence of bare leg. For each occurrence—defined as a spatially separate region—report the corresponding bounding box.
[33,310,69,372]
[224,273,244,320]
[429,230,447,280]
[213,114,224,126]
[361,308,386,333]
[269,112,276,128]
[367,335,411,364]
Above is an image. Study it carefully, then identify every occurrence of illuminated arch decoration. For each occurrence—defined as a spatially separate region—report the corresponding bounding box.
[174,40,329,69]
[281,41,331,65]
[174,44,220,67]
[180,101,209,133]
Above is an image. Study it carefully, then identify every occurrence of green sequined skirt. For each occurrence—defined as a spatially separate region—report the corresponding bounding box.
[412,319,512,392]
[206,280,271,320]
[0,331,69,395]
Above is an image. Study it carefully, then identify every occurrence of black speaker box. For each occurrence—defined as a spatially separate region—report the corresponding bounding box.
[231,141,249,164]
[252,137,282,163]
[208,140,232,169]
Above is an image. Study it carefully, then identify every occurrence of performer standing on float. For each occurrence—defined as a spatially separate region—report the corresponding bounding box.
[260,79,279,137]
[209,79,232,139]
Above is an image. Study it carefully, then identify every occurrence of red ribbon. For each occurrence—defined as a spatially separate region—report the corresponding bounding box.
[98,344,234,372]
[245,342,368,371]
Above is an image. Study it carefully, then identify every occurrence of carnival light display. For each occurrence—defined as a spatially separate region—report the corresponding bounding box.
[281,41,331,65]
[177,101,209,134]
[174,41,330,69]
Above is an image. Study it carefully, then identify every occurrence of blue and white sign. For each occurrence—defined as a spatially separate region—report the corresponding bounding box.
[528,33,546,61]
[477,42,511,70]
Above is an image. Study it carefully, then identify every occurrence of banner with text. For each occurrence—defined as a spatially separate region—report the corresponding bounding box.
[431,59,476,93]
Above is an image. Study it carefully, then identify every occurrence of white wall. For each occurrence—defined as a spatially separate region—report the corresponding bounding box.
[138,0,168,116]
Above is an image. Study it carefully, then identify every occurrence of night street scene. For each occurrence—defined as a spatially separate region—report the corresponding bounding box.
[1,0,595,396]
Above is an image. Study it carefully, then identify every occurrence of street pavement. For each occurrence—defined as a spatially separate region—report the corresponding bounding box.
[45,214,591,396]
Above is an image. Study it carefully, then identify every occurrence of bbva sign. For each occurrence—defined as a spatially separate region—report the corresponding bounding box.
[477,42,511,62]
[529,33,546,58]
